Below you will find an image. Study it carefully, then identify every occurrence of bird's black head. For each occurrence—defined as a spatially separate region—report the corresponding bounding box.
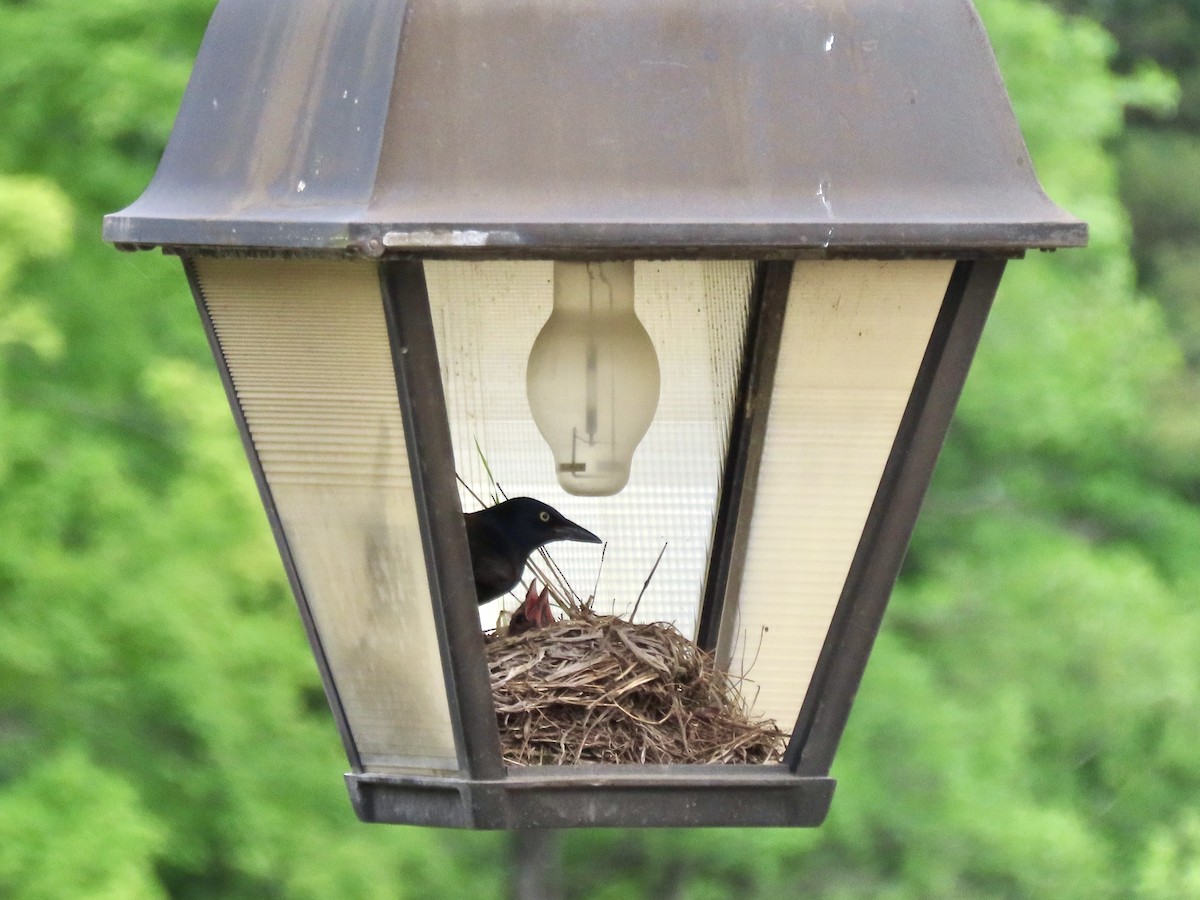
[465,497,602,604]
[493,497,602,551]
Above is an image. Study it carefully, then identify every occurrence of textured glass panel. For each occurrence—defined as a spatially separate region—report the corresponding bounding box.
[425,260,753,634]
[194,258,458,774]
[719,260,953,729]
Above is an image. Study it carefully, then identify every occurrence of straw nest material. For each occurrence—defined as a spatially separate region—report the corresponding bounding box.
[485,605,786,766]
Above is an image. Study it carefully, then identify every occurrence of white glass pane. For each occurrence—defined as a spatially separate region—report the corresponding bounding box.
[425,260,753,634]
[194,258,458,774]
[718,260,953,729]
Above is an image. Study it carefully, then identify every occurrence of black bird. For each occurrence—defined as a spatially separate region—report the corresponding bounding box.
[465,497,601,604]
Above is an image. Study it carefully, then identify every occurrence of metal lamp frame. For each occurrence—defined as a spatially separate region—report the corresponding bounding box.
[110,0,1083,828]
[185,252,1003,828]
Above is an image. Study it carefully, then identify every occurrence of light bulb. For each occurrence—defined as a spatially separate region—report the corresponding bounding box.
[526,261,660,496]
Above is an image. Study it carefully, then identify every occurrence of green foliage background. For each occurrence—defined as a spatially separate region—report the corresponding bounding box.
[1,0,1197,896]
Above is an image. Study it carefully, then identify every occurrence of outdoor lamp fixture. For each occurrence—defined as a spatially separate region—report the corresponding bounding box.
[105,0,1084,829]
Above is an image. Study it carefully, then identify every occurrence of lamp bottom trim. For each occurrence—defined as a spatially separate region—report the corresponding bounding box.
[345,765,835,829]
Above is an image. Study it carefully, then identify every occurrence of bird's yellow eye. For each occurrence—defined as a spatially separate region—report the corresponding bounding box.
[538,511,551,522]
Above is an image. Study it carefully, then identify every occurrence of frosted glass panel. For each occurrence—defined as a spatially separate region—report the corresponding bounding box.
[720,260,953,729]
[425,260,753,633]
[194,258,458,774]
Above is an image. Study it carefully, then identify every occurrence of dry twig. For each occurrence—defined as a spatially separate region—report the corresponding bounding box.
[485,606,786,766]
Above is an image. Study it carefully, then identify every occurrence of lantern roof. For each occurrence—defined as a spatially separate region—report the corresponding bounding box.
[103,0,1086,257]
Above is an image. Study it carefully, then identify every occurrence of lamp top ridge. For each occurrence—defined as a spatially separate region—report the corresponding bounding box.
[104,0,1085,257]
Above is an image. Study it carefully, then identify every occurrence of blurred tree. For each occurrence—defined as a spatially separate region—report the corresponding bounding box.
[1049,0,1200,384]
[1051,0,1200,123]
[1,0,1198,897]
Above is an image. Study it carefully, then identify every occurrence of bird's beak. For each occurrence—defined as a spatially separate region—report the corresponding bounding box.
[555,517,602,545]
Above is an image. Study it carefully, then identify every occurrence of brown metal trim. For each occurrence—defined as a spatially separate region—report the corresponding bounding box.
[108,220,1081,260]
[379,260,506,780]
[346,766,836,829]
[105,0,1086,254]
[785,259,1005,774]
[181,256,364,771]
[698,261,792,650]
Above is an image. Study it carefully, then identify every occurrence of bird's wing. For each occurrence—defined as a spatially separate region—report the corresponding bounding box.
[473,552,519,598]
[466,511,523,602]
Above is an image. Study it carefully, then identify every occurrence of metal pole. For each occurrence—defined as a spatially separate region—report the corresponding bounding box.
[509,830,563,900]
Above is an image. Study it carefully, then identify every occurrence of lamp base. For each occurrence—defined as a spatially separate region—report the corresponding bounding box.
[345,765,835,829]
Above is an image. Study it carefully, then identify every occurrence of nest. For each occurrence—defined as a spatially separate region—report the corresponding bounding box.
[485,605,786,766]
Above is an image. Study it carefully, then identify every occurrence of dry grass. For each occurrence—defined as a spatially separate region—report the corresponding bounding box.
[485,604,786,766]
[463,472,784,766]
